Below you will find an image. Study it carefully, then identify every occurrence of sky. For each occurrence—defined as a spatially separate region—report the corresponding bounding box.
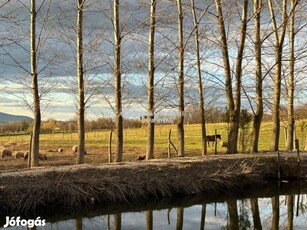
[0,0,306,121]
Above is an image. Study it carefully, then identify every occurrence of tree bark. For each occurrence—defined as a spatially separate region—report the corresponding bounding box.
[114,0,123,162]
[268,0,288,151]
[287,0,297,151]
[146,0,156,160]
[76,0,85,164]
[215,0,248,154]
[176,0,184,157]
[30,0,40,167]
[191,0,207,156]
[250,0,263,153]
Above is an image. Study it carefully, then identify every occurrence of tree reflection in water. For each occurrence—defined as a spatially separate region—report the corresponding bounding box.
[12,194,307,230]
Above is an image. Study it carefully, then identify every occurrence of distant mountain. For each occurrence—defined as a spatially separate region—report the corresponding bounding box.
[0,112,33,123]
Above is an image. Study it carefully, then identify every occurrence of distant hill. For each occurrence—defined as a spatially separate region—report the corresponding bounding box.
[0,112,33,123]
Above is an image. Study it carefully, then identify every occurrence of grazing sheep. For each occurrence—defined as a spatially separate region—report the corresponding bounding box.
[14,151,24,159]
[72,145,78,153]
[24,152,47,160]
[72,145,87,154]
[24,151,29,160]
[58,148,64,153]
[1,149,12,158]
[221,141,228,148]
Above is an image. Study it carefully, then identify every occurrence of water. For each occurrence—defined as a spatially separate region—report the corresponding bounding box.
[1,184,307,229]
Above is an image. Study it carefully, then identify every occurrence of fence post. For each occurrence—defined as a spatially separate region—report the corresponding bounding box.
[277,150,280,180]
[214,129,217,155]
[295,139,300,180]
[168,129,171,158]
[28,133,33,168]
[109,130,113,163]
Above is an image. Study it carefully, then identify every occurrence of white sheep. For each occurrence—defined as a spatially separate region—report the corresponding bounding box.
[58,148,64,153]
[72,145,87,154]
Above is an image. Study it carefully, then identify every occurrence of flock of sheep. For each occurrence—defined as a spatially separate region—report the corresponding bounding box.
[1,144,81,160]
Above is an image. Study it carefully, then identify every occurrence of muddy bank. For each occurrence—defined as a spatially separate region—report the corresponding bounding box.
[0,153,305,216]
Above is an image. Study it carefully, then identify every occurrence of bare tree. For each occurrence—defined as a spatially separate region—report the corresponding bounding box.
[286,0,298,151]
[249,0,263,153]
[76,0,86,164]
[214,0,248,154]
[268,0,288,151]
[176,0,185,157]
[146,0,156,160]
[190,0,208,156]
[29,0,40,167]
[113,0,123,162]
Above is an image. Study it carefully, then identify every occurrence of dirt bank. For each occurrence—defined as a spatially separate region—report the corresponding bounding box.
[0,153,306,216]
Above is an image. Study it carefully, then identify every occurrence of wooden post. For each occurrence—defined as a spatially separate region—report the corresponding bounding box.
[28,133,33,168]
[168,129,171,158]
[214,129,217,155]
[295,139,300,180]
[277,150,280,180]
[109,130,113,163]
[284,127,287,147]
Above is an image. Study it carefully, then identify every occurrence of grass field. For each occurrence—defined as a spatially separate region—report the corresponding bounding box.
[1,120,306,171]
[1,120,306,154]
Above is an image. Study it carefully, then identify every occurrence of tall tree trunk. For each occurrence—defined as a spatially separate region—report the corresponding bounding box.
[114,0,123,162]
[250,0,263,153]
[215,0,248,154]
[176,0,184,157]
[268,0,288,151]
[215,0,234,154]
[76,0,85,164]
[286,0,297,151]
[191,0,207,156]
[146,0,156,160]
[30,0,40,167]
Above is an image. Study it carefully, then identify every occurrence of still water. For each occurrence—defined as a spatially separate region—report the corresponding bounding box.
[1,185,307,229]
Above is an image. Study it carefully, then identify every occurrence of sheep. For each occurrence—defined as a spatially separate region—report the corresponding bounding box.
[72,145,87,154]
[14,151,24,159]
[24,152,47,160]
[221,141,228,148]
[72,145,78,153]
[1,149,12,158]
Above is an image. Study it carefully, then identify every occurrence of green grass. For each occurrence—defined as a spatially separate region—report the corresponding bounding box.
[1,121,306,154]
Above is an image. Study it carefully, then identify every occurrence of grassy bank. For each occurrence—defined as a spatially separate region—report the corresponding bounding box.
[0,154,304,216]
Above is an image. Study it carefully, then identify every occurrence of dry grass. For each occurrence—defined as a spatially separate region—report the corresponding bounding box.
[0,156,278,215]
